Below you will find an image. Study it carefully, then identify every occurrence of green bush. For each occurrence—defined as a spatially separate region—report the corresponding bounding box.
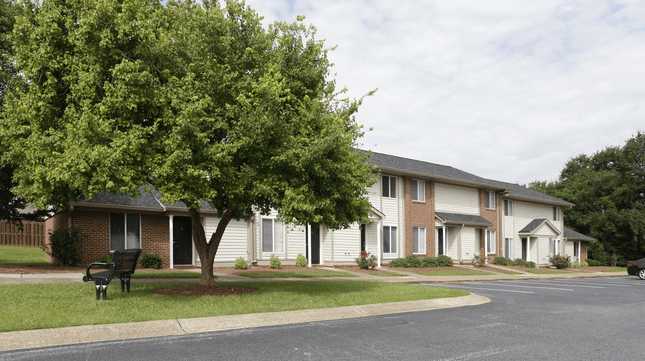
[436,255,453,266]
[99,254,113,264]
[270,255,281,269]
[493,256,511,266]
[234,257,249,270]
[295,254,307,268]
[420,257,438,267]
[587,258,605,266]
[511,258,536,268]
[355,251,369,269]
[549,255,571,269]
[366,254,378,269]
[390,255,453,268]
[50,228,81,266]
[526,261,536,269]
[140,253,162,269]
[571,260,588,268]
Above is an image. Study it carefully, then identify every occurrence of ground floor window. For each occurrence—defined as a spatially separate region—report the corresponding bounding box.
[505,238,512,258]
[485,230,496,254]
[383,225,397,254]
[110,213,140,251]
[412,226,426,254]
[262,218,283,253]
[573,241,579,257]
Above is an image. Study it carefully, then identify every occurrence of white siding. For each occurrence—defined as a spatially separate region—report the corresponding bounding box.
[536,236,551,265]
[365,223,379,256]
[461,227,476,260]
[199,217,249,263]
[435,183,480,215]
[368,174,404,260]
[330,224,361,262]
[446,226,459,259]
[502,200,564,254]
[564,240,575,260]
[286,224,306,260]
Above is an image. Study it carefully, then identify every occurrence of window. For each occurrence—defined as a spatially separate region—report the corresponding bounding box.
[382,226,397,254]
[485,191,496,209]
[412,226,426,254]
[411,179,425,202]
[573,241,579,257]
[381,175,396,198]
[553,207,560,221]
[485,229,496,254]
[261,218,283,253]
[505,238,512,258]
[504,199,513,216]
[110,213,140,251]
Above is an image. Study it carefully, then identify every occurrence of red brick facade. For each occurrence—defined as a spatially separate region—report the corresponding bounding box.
[141,214,170,268]
[403,177,435,256]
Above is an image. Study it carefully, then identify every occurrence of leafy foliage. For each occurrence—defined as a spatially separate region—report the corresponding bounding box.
[234,257,249,270]
[390,255,453,268]
[50,228,81,266]
[295,254,307,268]
[530,133,645,263]
[493,256,511,266]
[549,255,571,269]
[140,254,162,269]
[355,251,377,270]
[269,255,281,269]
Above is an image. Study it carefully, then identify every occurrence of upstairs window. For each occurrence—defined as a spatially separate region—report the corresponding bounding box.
[504,199,513,216]
[552,207,560,221]
[381,175,396,198]
[485,191,496,209]
[411,179,425,202]
[110,213,140,251]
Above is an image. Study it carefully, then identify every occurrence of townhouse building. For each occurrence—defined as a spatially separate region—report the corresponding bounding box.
[44,151,594,268]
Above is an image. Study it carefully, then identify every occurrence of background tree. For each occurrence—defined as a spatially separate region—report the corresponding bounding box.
[530,133,645,264]
[1,0,374,285]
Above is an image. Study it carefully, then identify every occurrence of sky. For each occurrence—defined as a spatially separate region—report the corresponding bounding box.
[246,0,645,184]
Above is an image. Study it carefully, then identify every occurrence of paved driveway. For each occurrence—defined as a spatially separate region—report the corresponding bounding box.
[2,276,644,361]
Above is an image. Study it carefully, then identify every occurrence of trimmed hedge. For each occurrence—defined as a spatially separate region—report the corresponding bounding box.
[140,253,163,269]
[549,255,571,269]
[493,256,512,266]
[512,258,536,268]
[50,228,81,266]
[390,255,453,268]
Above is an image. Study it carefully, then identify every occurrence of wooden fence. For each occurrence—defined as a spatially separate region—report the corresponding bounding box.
[0,220,45,248]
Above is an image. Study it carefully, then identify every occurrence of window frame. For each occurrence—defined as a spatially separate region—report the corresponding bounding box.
[485,191,496,210]
[261,217,284,254]
[381,175,397,198]
[109,213,142,251]
[552,207,560,221]
[503,199,513,216]
[504,237,512,258]
[382,225,398,255]
[573,241,579,257]
[411,179,425,202]
[485,229,496,254]
[412,226,426,255]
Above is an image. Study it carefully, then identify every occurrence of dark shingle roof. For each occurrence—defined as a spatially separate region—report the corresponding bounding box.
[74,187,217,213]
[518,218,548,234]
[364,150,573,207]
[435,212,492,227]
[564,227,597,242]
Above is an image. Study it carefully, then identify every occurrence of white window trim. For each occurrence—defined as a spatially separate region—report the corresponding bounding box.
[411,179,425,203]
[486,229,496,254]
[412,226,426,255]
[108,213,142,251]
[504,199,513,216]
[382,225,398,256]
[486,191,496,210]
[261,216,284,255]
[381,175,397,198]
[504,237,512,258]
[553,207,560,221]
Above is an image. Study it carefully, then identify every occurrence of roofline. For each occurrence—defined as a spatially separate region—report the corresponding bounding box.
[72,201,165,213]
[518,219,562,236]
[502,194,574,208]
[377,166,506,191]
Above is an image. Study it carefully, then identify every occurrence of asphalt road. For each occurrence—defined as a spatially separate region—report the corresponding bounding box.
[2,276,645,361]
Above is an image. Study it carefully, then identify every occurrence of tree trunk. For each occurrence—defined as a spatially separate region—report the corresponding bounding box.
[189,208,233,287]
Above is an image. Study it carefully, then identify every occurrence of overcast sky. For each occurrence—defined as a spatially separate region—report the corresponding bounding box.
[246,0,645,184]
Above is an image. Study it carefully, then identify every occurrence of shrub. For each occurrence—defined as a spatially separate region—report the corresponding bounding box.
[140,254,163,269]
[50,228,81,266]
[234,257,249,270]
[99,254,113,264]
[389,257,408,267]
[550,255,571,269]
[295,254,307,268]
[366,254,378,269]
[390,255,452,268]
[512,258,527,266]
[405,256,422,267]
[420,257,438,267]
[587,258,605,266]
[526,261,536,269]
[270,255,281,269]
[472,255,484,266]
[571,260,588,268]
[436,255,453,266]
[355,251,369,269]
[493,256,511,266]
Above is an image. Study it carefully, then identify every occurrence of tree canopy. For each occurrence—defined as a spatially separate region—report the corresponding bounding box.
[530,133,645,264]
[0,0,374,283]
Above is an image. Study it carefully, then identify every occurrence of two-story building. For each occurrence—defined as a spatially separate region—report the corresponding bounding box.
[44,151,594,268]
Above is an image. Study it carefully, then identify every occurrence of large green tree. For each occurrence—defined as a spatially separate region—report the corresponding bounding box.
[1,0,374,284]
[530,133,645,263]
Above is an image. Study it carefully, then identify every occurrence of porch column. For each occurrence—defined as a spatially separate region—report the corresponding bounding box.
[376,220,382,268]
[526,237,531,263]
[443,227,447,257]
[307,224,312,268]
[458,225,464,263]
[169,215,174,269]
[577,241,581,262]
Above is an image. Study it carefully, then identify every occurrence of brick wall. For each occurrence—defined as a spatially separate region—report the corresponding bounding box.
[141,214,170,268]
[403,178,435,256]
[479,190,501,259]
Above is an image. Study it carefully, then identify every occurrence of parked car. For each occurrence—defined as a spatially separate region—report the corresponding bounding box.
[627,258,645,280]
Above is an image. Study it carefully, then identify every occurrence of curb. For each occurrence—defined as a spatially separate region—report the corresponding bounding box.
[0,294,489,352]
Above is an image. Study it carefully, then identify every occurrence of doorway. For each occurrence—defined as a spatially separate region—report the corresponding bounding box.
[305,224,321,265]
[521,237,528,261]
[360,224,366,252]
[173,216,193,265]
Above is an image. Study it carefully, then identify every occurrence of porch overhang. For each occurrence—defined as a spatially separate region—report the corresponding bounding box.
[368,206,385,222]
[518,218,561,237]
[435,212,492,228]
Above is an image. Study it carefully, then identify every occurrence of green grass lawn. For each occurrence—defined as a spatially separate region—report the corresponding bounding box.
[0,245,49,266]
[237,269,356,278]
[132,270,202,279]
[407,266,496,276]
[517,267,572,274]
[0,281,467,332]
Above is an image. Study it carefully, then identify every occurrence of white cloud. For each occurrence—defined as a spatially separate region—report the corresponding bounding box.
[247,0,645,184]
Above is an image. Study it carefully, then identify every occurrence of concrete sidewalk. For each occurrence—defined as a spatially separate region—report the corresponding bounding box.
[0,294,489,352]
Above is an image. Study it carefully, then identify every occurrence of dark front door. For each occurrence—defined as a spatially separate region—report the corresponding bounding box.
[311,224,320,264]
[521,238,528,261]
[360,224,366,252]
[173,216,192,265]
[437,228,444,256]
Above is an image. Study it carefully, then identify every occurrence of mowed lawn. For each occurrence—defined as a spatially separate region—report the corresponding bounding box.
[0,245,49,266]
[236,268,356,278]
[406,266,497,276]
[0,281,466,332]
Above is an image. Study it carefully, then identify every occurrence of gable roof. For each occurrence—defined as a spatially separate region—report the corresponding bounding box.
[564,227,597,242]
[518,218,561,236]
[435,212,492,227]
[364,150,573,207]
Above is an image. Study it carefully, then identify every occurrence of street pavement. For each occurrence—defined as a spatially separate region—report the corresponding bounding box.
[1,276,644,361]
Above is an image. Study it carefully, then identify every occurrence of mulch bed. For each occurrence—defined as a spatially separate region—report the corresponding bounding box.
[153,285,257,296]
